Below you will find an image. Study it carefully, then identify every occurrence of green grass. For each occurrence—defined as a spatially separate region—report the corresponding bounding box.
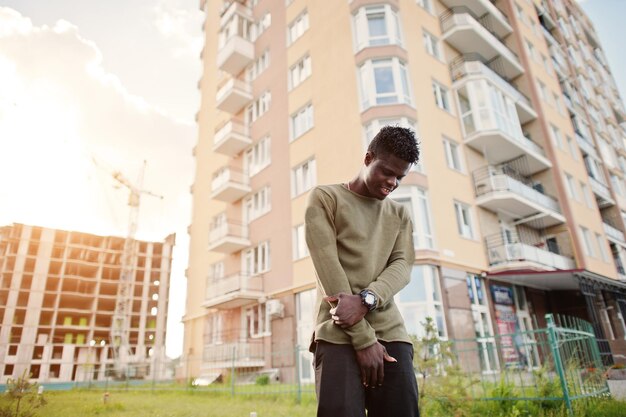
[2,390,317,417]
[3,389,625,417]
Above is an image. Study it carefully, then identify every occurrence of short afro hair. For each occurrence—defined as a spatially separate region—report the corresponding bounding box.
[367,125,420,164]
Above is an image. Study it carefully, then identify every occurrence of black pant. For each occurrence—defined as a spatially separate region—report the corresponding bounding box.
[314,341,420,417]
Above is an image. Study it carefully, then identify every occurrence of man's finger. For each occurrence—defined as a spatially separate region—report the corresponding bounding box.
[360,366,367,387]
[376,361,384,387]
[383,347,397,363]
[324,295,338,303]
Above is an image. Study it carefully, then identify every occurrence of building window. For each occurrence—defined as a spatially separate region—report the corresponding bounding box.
[432,81,451,112]
[391,186,435,249]
[209,261,224,280]
[396,265,446,338]
[245,303,270,338]
[358,58,412,109]
[243,186,271,223]
[443,137,464,172]
[289,54,312,90]
[245,91,271,124]
[467,275,498,372]
[422,30,441,60]
[565,173,579,202]
[352,5,402,51]
[205,312,223,345]
[246,49,270,82]
[250,12,271,41]
[296,289,316,382]
[288,10,309,45]
[580,227,595,257]
[290,104,314,140]
[243,241,270,275]
[550,124,564,150]
[596,233,609,262]
[454,201,474,239]
[457,81,523,140]
[580,182,594,209]
[363,118,424,173]
[567,136,579,161]
[244,136,271,176]
[292,224,309,260]
[292,158,317,197]
[416,0,433,14]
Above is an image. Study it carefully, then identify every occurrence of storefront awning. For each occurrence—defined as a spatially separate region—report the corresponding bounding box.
[486,269,626,292]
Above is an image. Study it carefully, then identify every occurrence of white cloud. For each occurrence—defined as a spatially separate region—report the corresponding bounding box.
[153,0,203,58]
[0,6,195,358]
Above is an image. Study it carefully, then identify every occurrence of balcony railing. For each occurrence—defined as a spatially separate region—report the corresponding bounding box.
[575,132,597,158]
[216,78,253,114]
[450,54,533,111]
[485,232,575,270]
[474,166,561,214]
[204,273,264,309]
[203,340,264,368]
[213,119,251,156]
[208,221,250,253]
[210,167,250,203]
[440,7,522,79]
[588,176,614,207]
[603,221,625,243]
[217,35,254,75]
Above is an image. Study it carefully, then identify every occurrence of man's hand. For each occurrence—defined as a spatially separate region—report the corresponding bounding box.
[324,293,368,328]
[355,342,396,387]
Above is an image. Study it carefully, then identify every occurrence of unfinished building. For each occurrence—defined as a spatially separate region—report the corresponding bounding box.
[0,223,174,383]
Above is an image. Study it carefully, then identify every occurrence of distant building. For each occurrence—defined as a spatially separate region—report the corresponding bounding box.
[0,223,174,383]
[184,0,626,381]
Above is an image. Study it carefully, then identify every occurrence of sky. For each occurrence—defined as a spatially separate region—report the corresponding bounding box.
[0,0,203,358]
[0,0,623,360]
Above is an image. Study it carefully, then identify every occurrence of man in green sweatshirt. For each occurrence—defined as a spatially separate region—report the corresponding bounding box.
[305,126,420,417]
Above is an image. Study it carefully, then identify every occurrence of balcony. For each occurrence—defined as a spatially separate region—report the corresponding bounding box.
[451,55,536,123]
[473,166,565,228]
[210,167,250,203]
[575,132,598,159]
[217,35,254,75]
[213,120,251,156]
[485,232,575,271]
[588,176,614,208]
[542,26,559,48]
[208,222,250,254]
[536,2,556,31]
[439,0,512,36]
[202,340,264,369]
[440,7,523,80]
[216,78,253,114]
[603,221,625,244]
[203,273,264,310]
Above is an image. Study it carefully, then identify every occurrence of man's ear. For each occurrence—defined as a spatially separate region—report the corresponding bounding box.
[364,151,375,166]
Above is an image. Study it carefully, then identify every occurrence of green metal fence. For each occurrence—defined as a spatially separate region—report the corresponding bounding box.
[426,314,609,415]
[1,314,610,414]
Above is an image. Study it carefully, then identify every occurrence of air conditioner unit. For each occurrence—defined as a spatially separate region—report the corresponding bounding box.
[266,299,284,319]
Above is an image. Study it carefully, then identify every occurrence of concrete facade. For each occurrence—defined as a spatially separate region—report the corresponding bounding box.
[184,0,626,381]
[0,224,174,383]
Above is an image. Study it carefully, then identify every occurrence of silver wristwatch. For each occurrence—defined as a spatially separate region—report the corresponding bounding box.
[359,289,377,312]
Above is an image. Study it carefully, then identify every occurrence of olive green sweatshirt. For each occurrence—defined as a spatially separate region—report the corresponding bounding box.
[305,184,415,350]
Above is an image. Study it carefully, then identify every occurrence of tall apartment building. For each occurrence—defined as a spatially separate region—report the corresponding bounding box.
[184,0,626,380]
[0,223,174,383]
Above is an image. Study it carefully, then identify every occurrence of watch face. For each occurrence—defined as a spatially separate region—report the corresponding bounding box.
[365,293,375,306]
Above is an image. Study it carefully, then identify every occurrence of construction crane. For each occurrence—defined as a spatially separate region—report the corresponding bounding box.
[94,159,163,377]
